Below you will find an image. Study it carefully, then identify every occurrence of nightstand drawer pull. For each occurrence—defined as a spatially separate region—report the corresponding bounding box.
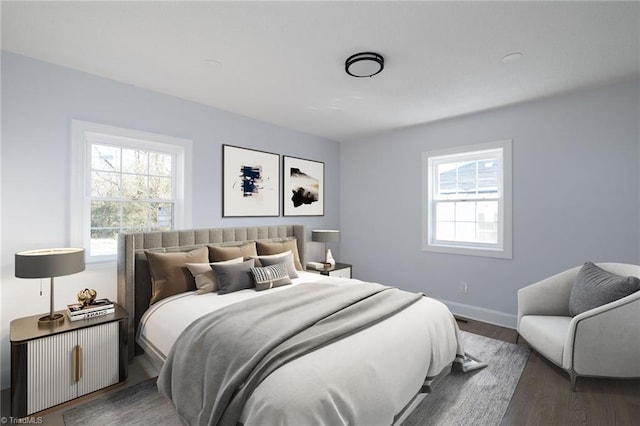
[72,345,83,382]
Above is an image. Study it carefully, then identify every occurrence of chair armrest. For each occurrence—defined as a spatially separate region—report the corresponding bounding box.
[563,291,640,376]
[517,267,580,329]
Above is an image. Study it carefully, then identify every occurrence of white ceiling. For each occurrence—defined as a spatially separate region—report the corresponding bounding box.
[2,1,639,142]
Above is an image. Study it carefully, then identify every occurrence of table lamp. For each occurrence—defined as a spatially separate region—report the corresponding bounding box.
[311,230,340,267]
[15,248,85,325]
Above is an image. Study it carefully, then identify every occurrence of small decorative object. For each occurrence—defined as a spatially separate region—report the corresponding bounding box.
[77,288,97,306]
[325,249,336,267]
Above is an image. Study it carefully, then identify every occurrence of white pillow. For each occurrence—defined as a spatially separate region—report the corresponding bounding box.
[251,250,299,279]
[186,257,244,293]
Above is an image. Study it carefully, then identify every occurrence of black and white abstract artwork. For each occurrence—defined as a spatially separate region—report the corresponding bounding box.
[223,145,279,217]
[283,156,324,216]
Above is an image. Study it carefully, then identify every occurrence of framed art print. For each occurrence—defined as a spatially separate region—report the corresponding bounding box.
[222,145,280,217]
[283,155,324,216]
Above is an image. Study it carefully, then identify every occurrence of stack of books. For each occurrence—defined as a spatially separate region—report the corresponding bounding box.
[67,298,115,321]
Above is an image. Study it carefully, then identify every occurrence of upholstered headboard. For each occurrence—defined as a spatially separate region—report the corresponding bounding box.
[116,225,306,360]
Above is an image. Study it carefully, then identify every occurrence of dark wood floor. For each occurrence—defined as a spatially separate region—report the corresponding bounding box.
[457,317,640,426]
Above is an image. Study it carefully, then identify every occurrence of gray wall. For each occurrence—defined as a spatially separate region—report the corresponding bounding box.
[340,79,640,327]
[0,52,340,389]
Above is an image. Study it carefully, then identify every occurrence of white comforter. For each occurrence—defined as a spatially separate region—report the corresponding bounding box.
[137,273,463,425]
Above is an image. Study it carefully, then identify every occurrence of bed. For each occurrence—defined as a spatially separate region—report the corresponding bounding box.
[117,225,464,425]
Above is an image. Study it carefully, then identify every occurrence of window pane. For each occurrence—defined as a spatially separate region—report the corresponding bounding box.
[91,201,120,228]
[457,161,477,194]
[90,228,119,256]
[122,202,149,228]
[436,221,455,241]
[436,201,455,222]
[122,174,148,199]
[455,201,476,222]
[150,203,173,229]
[122,148,149,174]
[455,222,476,242]
[477,159,498,193]
[91,171,121,197]
[477,222,498,243]
[438,163,457,194]
[476,201,498,223]
[149,176,172,199]
[91,145,120,172]
[150,152,172,176]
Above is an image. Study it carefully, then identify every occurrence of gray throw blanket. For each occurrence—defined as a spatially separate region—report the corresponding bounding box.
[157,281,422,426]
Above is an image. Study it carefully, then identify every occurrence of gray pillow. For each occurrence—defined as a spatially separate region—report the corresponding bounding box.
[186,257,244,294]
[250,262,292,291]
[252,251,299,279]
[569,262,640,316]
[211,259,256,295]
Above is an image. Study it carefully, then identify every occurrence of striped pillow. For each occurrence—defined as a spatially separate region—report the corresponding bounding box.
[250,262,292,291]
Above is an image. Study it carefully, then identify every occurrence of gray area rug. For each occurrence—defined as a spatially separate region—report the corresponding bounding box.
[63,330,529,426]
[402,330,530,426]
[63,377,181,426]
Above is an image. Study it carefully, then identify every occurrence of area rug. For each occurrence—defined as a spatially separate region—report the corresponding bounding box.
[402,330,530,426]
[63,330,529,426]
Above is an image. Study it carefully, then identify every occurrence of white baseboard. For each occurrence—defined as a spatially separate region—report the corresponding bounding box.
[438,299,517,330]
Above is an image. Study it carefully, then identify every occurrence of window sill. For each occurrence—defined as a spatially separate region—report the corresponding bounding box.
[422,243,512,259]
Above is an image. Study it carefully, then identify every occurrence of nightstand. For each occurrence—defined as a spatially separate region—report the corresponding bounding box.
[307,262,352,279]
[10,304,128,417]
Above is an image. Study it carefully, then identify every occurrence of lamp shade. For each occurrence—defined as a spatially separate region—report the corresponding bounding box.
[15,248,85,279]
[312,230,340,244]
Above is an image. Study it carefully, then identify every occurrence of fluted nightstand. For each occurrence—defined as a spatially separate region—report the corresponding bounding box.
[10,304,128,417]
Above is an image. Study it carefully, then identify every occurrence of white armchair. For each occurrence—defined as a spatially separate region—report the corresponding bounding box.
[517,263,640,391]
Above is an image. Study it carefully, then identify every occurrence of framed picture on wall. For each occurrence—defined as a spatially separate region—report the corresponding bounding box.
[283,155,324,216]
[222,144,280,217]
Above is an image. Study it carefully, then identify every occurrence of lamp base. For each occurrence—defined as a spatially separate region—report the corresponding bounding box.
[38,313,64,327]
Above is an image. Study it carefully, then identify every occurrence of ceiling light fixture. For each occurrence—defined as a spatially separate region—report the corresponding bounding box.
[345,52,384,78]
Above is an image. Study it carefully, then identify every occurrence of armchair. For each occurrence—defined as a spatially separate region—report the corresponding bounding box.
[517,263,640,391]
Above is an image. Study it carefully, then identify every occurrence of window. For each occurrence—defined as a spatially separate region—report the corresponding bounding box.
[71,121,192,261]
[422,140,512,258]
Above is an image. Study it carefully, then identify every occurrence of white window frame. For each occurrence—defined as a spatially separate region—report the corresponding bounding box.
[71,120,193,262]
[422,139,512,259]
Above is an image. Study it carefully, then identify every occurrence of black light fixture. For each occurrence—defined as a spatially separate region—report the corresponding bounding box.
[345,52,384,78]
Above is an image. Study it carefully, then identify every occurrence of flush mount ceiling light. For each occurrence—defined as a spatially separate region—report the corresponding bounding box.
[345,52,384,78]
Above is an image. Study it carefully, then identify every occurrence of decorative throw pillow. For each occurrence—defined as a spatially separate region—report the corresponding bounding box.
[250,262,292,291]
[256,239,303,271]
[569,262,640,316]
[211,259,256,295]
[208,242,257,262]
[251,251,299,279]
[186,257,244,293]
[146,247,209,304]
